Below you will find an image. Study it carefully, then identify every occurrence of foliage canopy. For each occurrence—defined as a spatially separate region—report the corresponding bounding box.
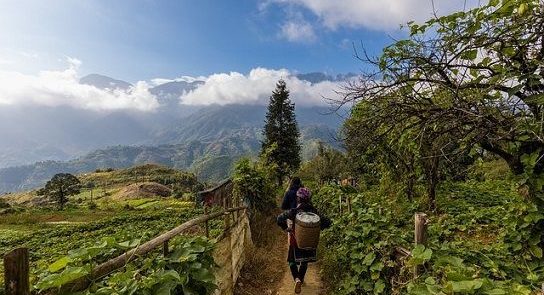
[342,0,544,209]
[41,173,81,210]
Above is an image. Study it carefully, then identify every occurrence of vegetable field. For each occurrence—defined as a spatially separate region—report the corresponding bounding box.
[0,199,228,294]
[314,181,543,294]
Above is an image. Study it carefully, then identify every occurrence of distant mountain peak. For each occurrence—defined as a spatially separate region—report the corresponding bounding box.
[295,72,358,84]
[80,74,132,91]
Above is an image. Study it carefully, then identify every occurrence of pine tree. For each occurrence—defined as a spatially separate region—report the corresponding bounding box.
[261,79,301,186]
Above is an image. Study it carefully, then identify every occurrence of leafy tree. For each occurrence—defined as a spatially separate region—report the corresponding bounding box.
[43,173,81,210]
[261,79,301,186]
[342,0,544,209]
[299,142,348,185]
[343,100,419,201]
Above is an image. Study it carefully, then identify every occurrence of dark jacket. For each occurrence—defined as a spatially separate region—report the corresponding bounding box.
[281,187,299,210]
[277,202,332,231]
[277,202,332,263]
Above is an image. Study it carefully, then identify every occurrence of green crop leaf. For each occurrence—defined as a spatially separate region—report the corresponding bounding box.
[518,3,528,15]
[460,49,478,61]
[363,252,377,266]
[450,280,483,292]
[484,289,507,295]
[530,245,542,258]
[408,245,432,266]
[374,280,385,294]
[48,256,72,273]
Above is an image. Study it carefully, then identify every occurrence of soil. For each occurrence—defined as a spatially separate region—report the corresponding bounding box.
[115,182,172,200]
[276,263,323,295]
[234,209,324,295]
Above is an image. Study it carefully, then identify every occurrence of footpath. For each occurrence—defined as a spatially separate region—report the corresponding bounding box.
[275,262,323,295]
[234,215,325,295]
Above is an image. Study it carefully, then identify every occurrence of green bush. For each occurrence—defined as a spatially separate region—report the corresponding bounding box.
[0,198,10,209]
[232,158,276,212]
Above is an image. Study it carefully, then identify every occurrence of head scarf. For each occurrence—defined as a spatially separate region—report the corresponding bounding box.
[296,187,311,201]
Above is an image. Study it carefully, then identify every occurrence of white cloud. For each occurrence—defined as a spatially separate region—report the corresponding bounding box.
[0,58,14,66]
[19,51,40,59]
[0,58,159,112]
[179,68,341,106]
[269,0,480,31]
[150,75,206,86]
[280,19,317,43]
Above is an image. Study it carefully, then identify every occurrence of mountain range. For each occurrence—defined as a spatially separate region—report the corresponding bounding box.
[0,73,346,194]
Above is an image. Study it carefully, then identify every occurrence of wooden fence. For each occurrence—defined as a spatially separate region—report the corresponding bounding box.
[3,179,252,295]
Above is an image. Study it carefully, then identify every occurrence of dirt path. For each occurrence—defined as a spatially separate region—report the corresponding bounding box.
[275,262,323,295]
[234,210,324,295]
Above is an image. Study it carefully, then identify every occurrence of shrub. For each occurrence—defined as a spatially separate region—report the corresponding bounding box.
[0,198,10,209]
[232,158,276,212]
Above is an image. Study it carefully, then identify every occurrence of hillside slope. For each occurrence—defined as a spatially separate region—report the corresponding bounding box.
[0,105,342,194]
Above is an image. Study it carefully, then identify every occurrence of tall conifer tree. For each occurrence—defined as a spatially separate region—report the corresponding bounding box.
[261,79,301,185]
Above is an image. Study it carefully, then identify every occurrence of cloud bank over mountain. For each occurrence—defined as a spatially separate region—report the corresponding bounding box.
[0,61,345,110]
[0,58,159,112]
[179,68,341,106]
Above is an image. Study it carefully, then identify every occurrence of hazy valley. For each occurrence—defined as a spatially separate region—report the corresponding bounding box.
[0,73,345,193]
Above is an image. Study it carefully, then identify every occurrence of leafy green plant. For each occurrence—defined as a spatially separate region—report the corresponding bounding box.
[35,236,216,295]
[316,180,544,294]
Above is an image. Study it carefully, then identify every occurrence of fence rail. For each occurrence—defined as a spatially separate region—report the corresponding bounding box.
[3,206,247,295]
[50,206,247,294]
[4,180,251,295]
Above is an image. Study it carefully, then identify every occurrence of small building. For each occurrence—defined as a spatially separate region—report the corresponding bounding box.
[197,179,235,208]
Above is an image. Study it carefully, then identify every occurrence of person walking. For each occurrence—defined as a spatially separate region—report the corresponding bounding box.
[281,177,302,210]
[277,187,331,294]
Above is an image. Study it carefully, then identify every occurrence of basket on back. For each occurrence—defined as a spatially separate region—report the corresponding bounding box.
[294,212,321,249]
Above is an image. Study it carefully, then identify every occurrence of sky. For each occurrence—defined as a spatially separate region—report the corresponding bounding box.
[0,0,480,110]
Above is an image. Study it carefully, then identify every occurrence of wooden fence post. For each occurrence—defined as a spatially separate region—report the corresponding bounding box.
[163,240,169,256]
[414,213,428,246]
[414,213,428,278]
[4,247,30,295]
[339,195,342,213]
[204,206,210,238]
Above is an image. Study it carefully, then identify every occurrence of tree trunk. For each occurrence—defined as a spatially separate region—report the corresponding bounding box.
[428,158,438,212]
[277,175,283,187]
[406,176,414,202]
[59,192,65,211]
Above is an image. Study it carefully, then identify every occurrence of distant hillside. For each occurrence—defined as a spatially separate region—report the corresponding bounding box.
[0,72,346,169]
[4,164,200,206]
[153,104,342,144]
[0,73,346,193]
[0,105,341,194]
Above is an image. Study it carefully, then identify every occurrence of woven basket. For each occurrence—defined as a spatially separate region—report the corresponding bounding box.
[295,212,321,249]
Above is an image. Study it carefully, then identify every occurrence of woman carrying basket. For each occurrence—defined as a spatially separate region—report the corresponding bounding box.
[277,187,331,294]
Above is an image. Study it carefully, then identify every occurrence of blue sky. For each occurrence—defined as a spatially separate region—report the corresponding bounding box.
[0,0,479,110]
[0,0,478,82]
